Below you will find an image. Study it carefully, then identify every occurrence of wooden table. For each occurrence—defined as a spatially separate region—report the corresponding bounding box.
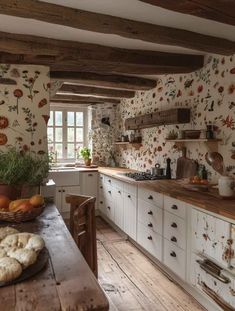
[0,204,109,311]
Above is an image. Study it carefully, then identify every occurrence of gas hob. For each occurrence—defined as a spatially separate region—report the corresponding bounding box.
[124,172,169,181]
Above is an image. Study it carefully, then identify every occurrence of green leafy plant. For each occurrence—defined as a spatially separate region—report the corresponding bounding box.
[79,147,91,160]
[0,147,49,186]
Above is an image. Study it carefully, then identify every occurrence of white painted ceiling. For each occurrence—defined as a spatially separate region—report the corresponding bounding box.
[0,0,234,57]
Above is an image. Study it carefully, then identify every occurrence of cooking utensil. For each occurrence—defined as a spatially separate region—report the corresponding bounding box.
[205,152,225,175]
[176,147,198,179]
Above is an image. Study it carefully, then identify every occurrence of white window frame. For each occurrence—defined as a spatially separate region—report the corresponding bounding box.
[48,104,88,163]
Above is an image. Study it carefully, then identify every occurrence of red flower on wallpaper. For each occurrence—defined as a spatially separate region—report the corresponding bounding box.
[13,89,23,114]
[221,115,235,129]
[0,116,9,129]
[38,98,47,108]
[218,86,224,93]
[228,84,235,94]
[0,133,8,145]
[197,85,203,93]
[230,68,235,74]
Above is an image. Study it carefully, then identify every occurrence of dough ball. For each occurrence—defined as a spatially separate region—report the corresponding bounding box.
[7,248,37,269]
[0,257,22,282]
[0,227,19,241]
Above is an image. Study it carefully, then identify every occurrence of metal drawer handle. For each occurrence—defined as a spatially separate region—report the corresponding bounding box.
[148,195,153,200]
[108,190,111,194]
[196,260,230,284]
[62,190,65,192]
[100,201,103,204]
[171,204,178,210]
[128,195,131,198]
[107,206,111,210]
[148,223,153,227]
[118,190,121,194]
[147,236,152,240]
[58,190,61,193]
[148,210,153,215]
[170,251,176,257]
[171,222,177,228]
[100,186,103,189]
[88,173,93,176]
[171,236,177,242]
[108,179,111,183]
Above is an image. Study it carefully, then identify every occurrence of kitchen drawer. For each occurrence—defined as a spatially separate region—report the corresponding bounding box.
[104,199,115,222]
[137,222,162,261]
[104,175,114,186]
[164,196,186,219]
[112,178,124,190]
[163,238,186,280]
[123,182,137,196]
[138,187,163,208]
[99,183,105,197]
[138,199,163,235]
[99,174,105,182]
[164,211,186,250]
[104,184,115,202]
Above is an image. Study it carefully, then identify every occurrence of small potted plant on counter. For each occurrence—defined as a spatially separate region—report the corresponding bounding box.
[0,147,49,200]
[79,147,92,166]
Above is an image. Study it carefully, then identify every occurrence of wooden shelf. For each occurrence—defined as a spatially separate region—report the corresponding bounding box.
[166,138,221,152]
[114,142,142,150]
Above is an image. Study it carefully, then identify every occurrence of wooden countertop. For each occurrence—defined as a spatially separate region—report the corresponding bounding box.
[0,205,109,311]
[99,167,235,221]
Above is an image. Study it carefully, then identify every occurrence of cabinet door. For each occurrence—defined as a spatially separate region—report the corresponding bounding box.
[55,187,62,212]
[192,209,231,268]
[81,172,98,198]
[114,188,124,230]
[61,186,81,213]
[123,193,137,240]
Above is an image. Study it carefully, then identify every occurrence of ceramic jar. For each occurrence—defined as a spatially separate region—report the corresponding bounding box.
[218,176,235,197]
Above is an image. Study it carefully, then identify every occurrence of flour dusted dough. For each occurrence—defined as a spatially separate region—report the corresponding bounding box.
[0,227,19,241]
[0,257,22,282]
[7,248,37,269]
[0,247,7,258]
[1,233,45,252]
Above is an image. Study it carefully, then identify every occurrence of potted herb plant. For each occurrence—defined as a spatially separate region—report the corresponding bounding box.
[0,147,49,200]
[79,147,92,166]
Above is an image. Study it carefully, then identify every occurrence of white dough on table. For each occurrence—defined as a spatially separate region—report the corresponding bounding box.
[7,248,37,269]
[0,257,22,282]
[0,227,19,241]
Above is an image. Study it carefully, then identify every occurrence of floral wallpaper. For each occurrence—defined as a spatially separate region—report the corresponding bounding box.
[114,54,235,182]
[0,64,50,154]
[92,55,235,182]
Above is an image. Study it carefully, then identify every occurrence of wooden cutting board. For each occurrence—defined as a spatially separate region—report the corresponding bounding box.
[176,147,198,179]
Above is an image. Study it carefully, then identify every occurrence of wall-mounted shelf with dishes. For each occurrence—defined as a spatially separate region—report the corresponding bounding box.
[114,142,142,150]
[166,138,222,152]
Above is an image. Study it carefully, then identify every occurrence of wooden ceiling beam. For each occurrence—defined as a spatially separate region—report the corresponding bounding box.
[139,1,235,26]
[50,71,157,91]
[0,0,234,54]
[50,101,97,106]
[0,31,204,74]
[52,94,121,104]
[59,84,135,98]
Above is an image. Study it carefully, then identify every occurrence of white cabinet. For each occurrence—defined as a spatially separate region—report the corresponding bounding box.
[56,185,81,215]
[80,171,98,208]
[114,187,124,230]
[164,210,186,250]
[192,208,232,268]
[123,190,137,241]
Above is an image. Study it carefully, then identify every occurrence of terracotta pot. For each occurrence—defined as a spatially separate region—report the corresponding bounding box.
[0,184,21,200]
[84,159,91,166]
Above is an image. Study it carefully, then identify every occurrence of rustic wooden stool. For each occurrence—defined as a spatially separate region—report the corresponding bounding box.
[66,194,98,277]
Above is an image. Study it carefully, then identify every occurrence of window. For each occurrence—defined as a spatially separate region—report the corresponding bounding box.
[47,107,87,161]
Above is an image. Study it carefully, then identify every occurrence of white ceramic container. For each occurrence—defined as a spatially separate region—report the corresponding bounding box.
[218,176,235,197]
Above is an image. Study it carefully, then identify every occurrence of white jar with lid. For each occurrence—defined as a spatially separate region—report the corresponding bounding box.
[218,176,235,197]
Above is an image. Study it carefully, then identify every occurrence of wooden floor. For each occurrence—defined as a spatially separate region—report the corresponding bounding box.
[96,217,206,311]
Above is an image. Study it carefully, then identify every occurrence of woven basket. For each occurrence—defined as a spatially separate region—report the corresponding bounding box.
[0,205,45,223]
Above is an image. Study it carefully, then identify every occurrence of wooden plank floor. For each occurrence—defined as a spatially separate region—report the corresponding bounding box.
[96,217,206,311]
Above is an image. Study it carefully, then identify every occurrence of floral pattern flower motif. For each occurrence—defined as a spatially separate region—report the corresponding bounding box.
[0,116,9,129]
[13,89,23,114]
[0,133,8,145]
[38,98,47,108]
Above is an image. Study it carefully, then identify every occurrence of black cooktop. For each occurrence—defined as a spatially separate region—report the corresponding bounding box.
[124,172,169,181]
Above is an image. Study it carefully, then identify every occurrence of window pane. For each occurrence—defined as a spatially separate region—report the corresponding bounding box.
[67,143,75,158]
[55,111,62,126]
[47,127,53,143]
[76,112,83,126]
[48,111,53,126]
[55,128,62,142]
[76,128,83,142]
[67,128,74,142]
[67,112,74,126]
[55,143,63,159]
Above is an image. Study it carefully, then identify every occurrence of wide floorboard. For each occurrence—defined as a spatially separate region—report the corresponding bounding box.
[96,217,205,311]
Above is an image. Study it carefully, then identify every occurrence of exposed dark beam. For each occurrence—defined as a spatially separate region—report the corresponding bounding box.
[0,31,204,74]
[59,84,135,98]
[52,94,121,104]
[51,71,157,91]
[50,100,97,106]
[139,0,235,26]
[0,0,234,54]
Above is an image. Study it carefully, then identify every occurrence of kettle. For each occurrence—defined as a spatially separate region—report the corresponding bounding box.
[218,176,235,197]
